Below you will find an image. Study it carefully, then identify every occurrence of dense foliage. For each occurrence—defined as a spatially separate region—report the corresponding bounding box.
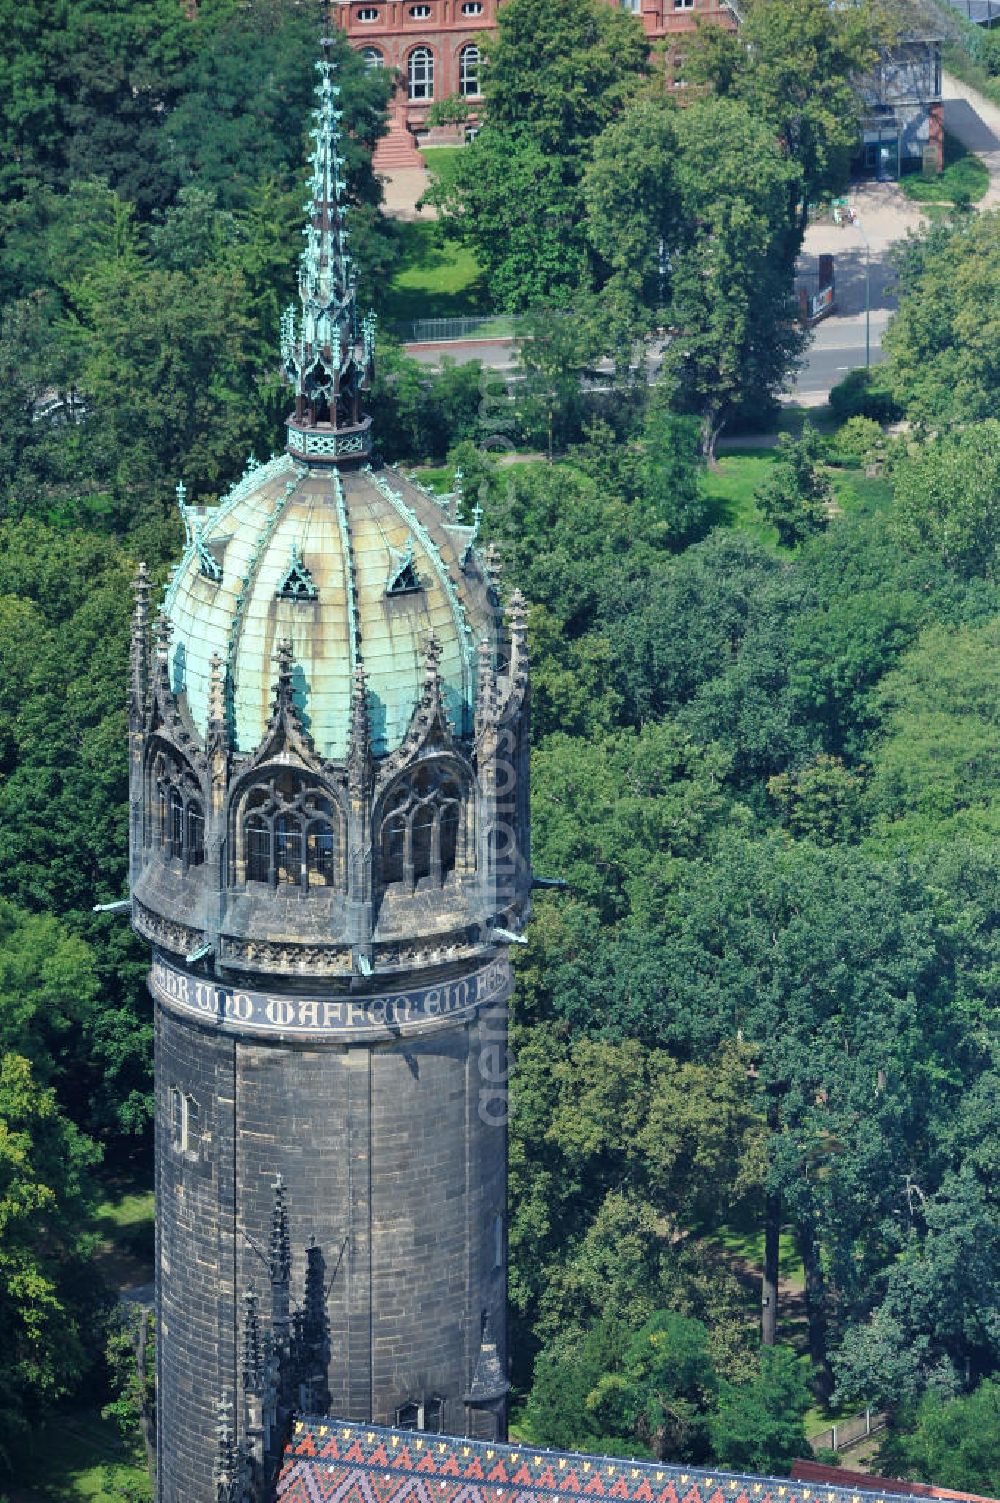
[1,0,999,1486]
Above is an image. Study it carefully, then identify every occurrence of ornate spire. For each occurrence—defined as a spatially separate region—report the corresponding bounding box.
[347,659,371,793]
[464,1309,510,1407]
[129,563,151,726]
[213,1398,237,1496]
[482,540,503,592]
[475,637,498,737]
[153,608,172,662]
[299,1238,331,1415]
[207,652,228,752]
[270,1174,291,1287]
[269,1174,292,1353]
[241,1288,263,1395]
[281,57,375,465]
[270,640,297,724]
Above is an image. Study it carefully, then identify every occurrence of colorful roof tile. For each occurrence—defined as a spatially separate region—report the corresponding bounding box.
[274,1422,945,1503]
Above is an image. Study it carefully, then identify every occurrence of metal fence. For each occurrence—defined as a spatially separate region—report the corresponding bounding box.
[809,1408,889,1455]
[389,314,520,344]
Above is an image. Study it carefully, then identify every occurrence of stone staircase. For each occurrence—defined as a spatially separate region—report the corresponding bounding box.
[375,116,424,171]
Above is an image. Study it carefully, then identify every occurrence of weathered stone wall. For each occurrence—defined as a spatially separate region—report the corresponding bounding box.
[154,978,509,1503]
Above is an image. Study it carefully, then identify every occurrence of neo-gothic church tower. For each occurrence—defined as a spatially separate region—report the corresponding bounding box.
[127,58,530,1503]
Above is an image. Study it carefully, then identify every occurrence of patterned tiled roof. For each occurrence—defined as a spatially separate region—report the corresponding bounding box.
[274,1421,938,1503]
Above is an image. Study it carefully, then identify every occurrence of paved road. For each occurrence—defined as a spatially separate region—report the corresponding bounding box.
[790,309,892,406]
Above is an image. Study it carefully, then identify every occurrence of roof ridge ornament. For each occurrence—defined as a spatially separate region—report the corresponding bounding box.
[281,53,375,466]
[347,659,372,793]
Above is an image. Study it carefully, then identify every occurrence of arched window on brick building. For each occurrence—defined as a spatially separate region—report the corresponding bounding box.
[459,44,481,97]
[408,46,434,100]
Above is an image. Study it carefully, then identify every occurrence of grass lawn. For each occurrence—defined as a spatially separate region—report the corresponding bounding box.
[702,447,892,549]
[93,1178,154,1291]
[9,1407,151,1503]
[900,130,989,204]
[420,145,465,196]
[702,449,781,546]
[381,220,488,324]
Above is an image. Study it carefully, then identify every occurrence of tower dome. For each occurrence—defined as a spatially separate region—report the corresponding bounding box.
[163,457,486,761]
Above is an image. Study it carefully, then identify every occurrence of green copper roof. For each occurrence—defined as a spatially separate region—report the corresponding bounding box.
[162,457,486,760]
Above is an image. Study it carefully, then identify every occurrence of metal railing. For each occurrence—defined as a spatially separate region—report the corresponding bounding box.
[388,314,520,344]
[809,1408,889,1455]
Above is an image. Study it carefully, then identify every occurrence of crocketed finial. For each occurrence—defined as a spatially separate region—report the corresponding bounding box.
[153,609,172,661]
[272,640,295,717]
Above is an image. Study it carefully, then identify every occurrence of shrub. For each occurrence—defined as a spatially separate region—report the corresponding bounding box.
[833,416,884,464]
[829,367,901,424]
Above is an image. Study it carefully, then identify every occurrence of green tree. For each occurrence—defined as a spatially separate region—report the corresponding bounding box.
[426,128,589,311]
[755,423,833,547]
[160,0,390,214]
[0,522,152,1138]
[0,1053,102,1472]
[710,1346,812,1473]
[583,97,678,317]
[104,1305,156,1474]
[686,0,878,249]
[60,0,194,217]
[479,0,647,156]
[882,213,1000,426]
[892,422,1000,579]
[659,97,804,459]
[516,303,598,460]
[639,400,709,548]
[527,1312,719,1462]
[882,1382,1000,1496]
[867,618,1000,848]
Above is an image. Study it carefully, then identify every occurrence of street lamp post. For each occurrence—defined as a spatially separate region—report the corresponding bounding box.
[855,212,871,369]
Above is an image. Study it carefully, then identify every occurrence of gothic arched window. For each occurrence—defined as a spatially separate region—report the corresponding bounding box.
[237,772,344,892]
[150,749,205,870]
[408,46,434,100]
[378,761,469,894]
[459,44,480,97]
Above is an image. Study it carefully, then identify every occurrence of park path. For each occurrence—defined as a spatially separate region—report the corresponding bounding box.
[942,68,1000,206]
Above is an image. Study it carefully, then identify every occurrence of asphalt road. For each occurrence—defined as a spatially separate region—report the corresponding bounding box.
[407,306,895,403]
[791,308,892,405]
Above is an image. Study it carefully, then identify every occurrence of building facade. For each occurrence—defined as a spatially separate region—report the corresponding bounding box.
[857,33,944,177]
[128,58,531,1503]
[332,0,737,167]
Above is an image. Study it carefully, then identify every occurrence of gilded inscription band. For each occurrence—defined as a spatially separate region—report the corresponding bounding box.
[149,952,510,1040]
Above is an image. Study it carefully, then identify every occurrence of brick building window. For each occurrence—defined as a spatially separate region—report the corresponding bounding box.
[361,46,384,66]
[674,0,694,9]
[461,1,483,11]
[357,7,380,20]
[620,0,641,10]
[410,4,431,15]
[459,44,481,97]
[408,46,434,100]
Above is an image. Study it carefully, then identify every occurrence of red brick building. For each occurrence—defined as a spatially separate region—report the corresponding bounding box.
[331,0,737,168]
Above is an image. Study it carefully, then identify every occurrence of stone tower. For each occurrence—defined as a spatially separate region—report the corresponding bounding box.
[127,59,530,1503]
